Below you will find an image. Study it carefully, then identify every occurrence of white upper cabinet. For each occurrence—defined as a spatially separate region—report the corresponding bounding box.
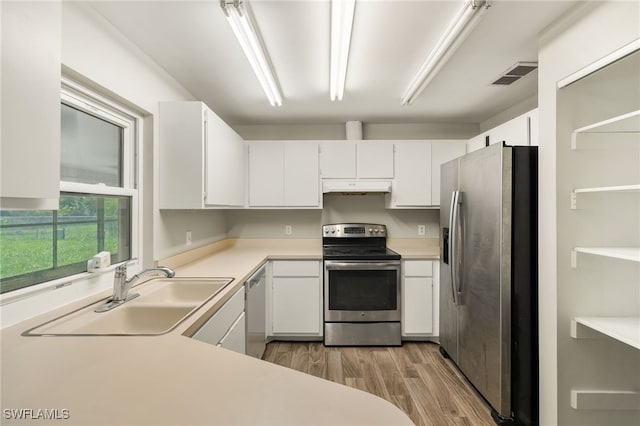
[319,141,357,178]
[467,133,488,153]
[159,102,246,209]
[488,112,530,146]
[204,109,246,207]
[320,141,394,179]
[284,143,320,206]
[391,142,432,207]
[389,140,465,208]
[248,142,284,207]
[357,141,394,178]
[469,108,539,153]
[431,141,467,206]
[248,141,320,208]
[1,1,61,210]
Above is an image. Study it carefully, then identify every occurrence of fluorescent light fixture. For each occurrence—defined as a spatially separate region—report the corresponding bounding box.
[221,0,283,106]
[401,0,491,106]
[330,0,356,101]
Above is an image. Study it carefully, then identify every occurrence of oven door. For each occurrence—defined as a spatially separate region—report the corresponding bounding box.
[324,260,401,322]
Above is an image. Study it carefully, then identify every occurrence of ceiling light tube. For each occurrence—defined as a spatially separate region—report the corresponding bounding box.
[222,0,283,106]
[401,0,490,106]
[330,0,356,101]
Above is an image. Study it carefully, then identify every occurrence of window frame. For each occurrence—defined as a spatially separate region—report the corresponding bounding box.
[0,77,142,302]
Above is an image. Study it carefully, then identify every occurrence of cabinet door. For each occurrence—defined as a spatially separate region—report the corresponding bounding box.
[393,142,431,206]
[431,142,467,206]
[248,142,284,206]
[272,277,321,334]
[403,277,434,335]
[358,141,394,178]
[205,108,245,207]
[284,142,319,206]
[319,141,357,178]
[1,1,61,210]
[218,312,246,354]
[192,287,245,345]
[528,108,539,146]
[488,113,529,146]
[467,133,488,153]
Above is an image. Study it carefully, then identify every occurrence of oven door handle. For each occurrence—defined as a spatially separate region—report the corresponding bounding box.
[324,261,400,270]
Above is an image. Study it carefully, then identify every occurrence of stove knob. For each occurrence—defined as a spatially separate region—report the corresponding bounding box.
[331,229,336,234]
[368,228,373,233]
[374,229,379,233]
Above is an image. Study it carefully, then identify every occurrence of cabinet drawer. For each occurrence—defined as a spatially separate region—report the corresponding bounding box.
[192,287,244,345]
[272,260,319,277]
[217,311,246,354]
[403,260,433,277]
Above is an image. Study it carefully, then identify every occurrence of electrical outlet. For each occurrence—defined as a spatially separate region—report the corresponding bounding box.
[285,225,292,235]
[418,225,426,236]
[186,230,192,246]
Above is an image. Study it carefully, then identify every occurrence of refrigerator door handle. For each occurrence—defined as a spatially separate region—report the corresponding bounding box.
[449,190,460,305]
[455,191,464,297]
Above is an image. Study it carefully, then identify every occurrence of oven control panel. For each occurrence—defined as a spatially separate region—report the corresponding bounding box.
[323,223,387,237]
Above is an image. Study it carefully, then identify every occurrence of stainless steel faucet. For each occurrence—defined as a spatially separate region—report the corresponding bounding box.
[95,264,175,313]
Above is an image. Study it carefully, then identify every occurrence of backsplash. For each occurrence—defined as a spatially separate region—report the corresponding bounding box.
[225,194,439,239]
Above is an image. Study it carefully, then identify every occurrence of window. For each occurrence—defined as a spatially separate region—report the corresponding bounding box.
[0,79,138,294]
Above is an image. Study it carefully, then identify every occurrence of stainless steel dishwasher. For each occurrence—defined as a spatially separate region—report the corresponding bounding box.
[245,264,266,358]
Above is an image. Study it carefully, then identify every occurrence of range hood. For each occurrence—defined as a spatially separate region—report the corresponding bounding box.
[322,180,392,194]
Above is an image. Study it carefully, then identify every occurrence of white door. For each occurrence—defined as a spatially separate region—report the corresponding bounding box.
[319,141,357,178]
[205,108,245,207]
[248,142,284,206]
[284,142,319,206]
[218,312,246,354]
[431,141,466,206]
[357,141,394,178]
[403,277,434,335]
[272,277,321,334]
[393,142,431,206]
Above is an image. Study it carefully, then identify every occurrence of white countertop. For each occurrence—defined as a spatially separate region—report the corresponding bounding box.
[1,238,439,425]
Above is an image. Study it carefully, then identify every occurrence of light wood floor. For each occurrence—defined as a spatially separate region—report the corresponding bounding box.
[262,341,495,426]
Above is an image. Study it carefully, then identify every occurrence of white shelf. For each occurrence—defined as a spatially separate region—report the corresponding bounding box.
[570,184,640,209]
[571,109,640,149]
[571,317,640,350]
[571,389,640,411]
[571,247,640,267]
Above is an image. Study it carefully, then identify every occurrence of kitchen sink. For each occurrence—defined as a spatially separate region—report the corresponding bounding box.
[23,277,234,336]
[141,279,229,304]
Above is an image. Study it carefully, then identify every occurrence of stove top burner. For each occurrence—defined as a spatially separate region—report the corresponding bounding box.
[322,223,400,261]
[322,246,401,261]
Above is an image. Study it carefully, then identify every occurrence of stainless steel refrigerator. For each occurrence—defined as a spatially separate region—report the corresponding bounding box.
[439,142,538,426]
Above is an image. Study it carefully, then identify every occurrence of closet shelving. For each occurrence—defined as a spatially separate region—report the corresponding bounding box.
[568,106,640,412]
[571,109,640,149]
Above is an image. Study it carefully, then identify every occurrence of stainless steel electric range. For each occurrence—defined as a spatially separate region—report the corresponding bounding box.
[322,223,402,346]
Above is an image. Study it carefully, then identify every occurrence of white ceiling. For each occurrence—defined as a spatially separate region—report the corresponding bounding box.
[89,0,579,127]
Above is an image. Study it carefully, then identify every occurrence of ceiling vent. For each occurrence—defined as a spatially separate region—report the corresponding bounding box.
[492,62,538,85]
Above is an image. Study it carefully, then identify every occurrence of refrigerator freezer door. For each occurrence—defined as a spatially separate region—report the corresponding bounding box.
[457,143,512,417]
[439,159,459,363]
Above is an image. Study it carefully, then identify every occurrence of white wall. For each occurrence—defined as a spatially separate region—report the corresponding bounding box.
[0,3,228,327]
[227,194,439,239]
[479,95,538,133]
[61,2,228,262]
[237,122,479,141]
[537,2,640,424]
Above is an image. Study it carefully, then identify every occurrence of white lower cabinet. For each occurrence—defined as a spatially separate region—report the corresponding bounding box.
[269,260,322,338]
[217,312,246,353]
[192,287,246,354]
[402,260,439,339]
